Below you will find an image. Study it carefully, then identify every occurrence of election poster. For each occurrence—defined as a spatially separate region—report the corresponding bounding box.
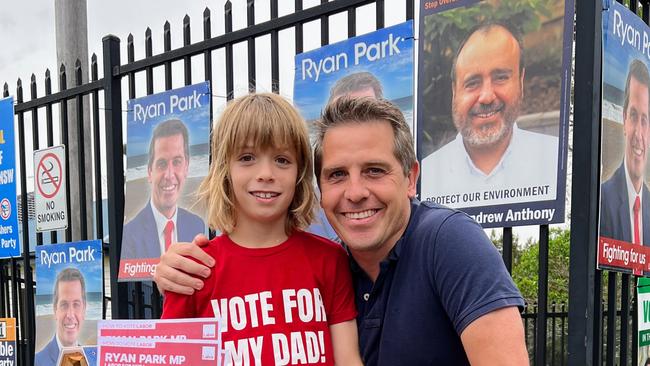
[639,277,650,364]
[98,318,221,341]
[0,318,16,366]
[119,82,210,281]
[294,21,414,241]
[599,2,650,275]
[98,338,222,366]
[98,318,223,366]
[0,97,20,258]
[294,21,414,132]
[417,0,572,228]
[35,240,103,365]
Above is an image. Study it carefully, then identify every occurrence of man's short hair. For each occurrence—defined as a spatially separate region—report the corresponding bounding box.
[53,267,86,307]
[147,119,190,169]
[197,93,316,234]
[450,23,525,86]
[314,97,416,182]
[623,59,650,116]
[327,72,384,104]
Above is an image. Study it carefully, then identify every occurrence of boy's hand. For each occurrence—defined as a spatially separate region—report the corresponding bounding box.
[153,234,214,295]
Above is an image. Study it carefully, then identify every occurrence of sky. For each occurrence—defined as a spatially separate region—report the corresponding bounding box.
[0,1,407,98]
[0,0,551,243]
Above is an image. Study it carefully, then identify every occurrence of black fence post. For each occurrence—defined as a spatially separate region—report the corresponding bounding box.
[102,35,128,319]
[568,0,602,364]
[16,78,35,366]
[536,224,549,365]
[503,227,513,273]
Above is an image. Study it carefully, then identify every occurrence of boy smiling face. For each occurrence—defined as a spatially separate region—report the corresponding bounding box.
[229,145,298,235]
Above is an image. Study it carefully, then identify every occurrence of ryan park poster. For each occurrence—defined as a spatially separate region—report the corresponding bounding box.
[599,1,650,276]
[639,277,650,365]
[119,82,210,282]
[293,21,414,132]
[35,240,103,366]
[416,0,572,228]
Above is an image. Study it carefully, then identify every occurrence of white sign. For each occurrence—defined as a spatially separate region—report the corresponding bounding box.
[34,145,67,232]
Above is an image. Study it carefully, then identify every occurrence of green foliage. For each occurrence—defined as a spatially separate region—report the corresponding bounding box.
[427,0,552,39]
[509,227,570,304]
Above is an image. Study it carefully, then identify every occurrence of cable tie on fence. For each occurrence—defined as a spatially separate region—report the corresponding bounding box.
[97,107,132,114]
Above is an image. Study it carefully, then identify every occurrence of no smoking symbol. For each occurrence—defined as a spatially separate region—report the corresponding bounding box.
[37,153,62,199]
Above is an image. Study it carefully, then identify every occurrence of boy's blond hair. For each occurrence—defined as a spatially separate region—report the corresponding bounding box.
[198,93,316,234]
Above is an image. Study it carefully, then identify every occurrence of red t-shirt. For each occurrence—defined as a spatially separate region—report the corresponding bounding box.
[162,231,357,365]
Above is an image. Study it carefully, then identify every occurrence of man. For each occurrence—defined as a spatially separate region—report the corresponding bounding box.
[308,71,385,241]
[420,23,558,206]
[121,119,204,259]
[154,97,528,364]
[327,71,383,103]
[35,268,86,366]
[600,59,650,249]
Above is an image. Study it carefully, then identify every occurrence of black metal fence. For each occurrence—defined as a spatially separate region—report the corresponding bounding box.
[1,0,644,365]
[523,302,569,366]
[569,1,650,365]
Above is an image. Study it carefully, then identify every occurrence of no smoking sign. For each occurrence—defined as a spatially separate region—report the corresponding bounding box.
[34,145,67,232]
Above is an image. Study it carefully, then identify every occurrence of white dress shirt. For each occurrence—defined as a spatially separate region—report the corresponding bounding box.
[420,123,559,208]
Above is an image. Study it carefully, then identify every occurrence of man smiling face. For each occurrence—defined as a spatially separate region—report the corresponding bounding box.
[148,133,189,218]
[54,279,86,347]
[623,75,650,191]
[318,120,417,258]
[451,25,524,149]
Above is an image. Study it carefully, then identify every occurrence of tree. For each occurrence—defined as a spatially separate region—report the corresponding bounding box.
[509,227,570,305]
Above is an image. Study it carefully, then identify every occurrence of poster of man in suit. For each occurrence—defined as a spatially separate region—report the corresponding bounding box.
[118,82,209,281]
[600,2,650,275]
[35,240,102,366]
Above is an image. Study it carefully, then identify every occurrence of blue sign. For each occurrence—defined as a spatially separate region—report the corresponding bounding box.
[294,21,414,126]
[35,240,103,354]
[0,97,20,258]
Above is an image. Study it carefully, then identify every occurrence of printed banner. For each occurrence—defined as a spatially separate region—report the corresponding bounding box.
[0,97,20,258]
[599,1,650,275]
[98,337,222,366]
[0,318,16,366]
[417,0,572,227]
[98,318,223,366]
[638,279,650,364]
[98,318,221,341]
[119,82,210,281]
[294,21,414,130]
[35,240,103,366]
[294,21,414,240]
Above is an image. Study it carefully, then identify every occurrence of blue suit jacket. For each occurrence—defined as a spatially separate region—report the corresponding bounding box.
[34,336,58,366]
[120,204,205,260]
[600,163,650,244]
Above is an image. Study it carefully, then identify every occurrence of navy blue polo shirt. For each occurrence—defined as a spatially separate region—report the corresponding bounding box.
[351,200,524,365]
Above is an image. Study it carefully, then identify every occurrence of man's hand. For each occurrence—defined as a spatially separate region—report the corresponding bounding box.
[153,234,214,295]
